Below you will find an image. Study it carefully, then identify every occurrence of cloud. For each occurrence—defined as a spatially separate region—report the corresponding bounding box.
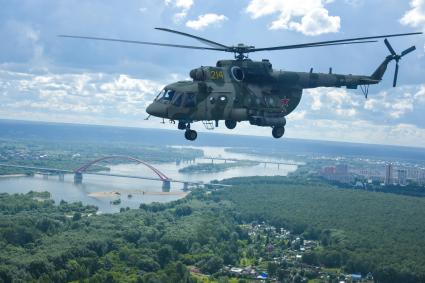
[415,85,425,101]
[165,0,194,23]
[185,13,228,30]
[344,0,364,7]
[305,88,359,117]
[288,118,425,147]
[0,70,164,120]
[0,20,45,64]
[245,0,340,35]
[166,0,193,10]
[287,110,306,121]
[303,85,425,124]
[400,0,425,29]
[290,84,425,145]
[362,85,425,120]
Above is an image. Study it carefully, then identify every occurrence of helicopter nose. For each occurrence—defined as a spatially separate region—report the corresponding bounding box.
[146,102,167,118]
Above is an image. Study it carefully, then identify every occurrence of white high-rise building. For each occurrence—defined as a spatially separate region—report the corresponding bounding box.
[385,164,393,186]
[397,169,407,186]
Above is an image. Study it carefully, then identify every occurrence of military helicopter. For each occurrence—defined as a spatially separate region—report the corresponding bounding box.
[60,28,422,141]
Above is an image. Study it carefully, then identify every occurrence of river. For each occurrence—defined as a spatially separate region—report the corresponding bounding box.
[0,147,297,213]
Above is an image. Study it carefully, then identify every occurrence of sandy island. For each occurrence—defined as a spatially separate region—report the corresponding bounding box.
[88,190,188,198]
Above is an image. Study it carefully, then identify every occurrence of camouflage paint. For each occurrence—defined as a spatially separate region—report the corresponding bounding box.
[146,58,383,125]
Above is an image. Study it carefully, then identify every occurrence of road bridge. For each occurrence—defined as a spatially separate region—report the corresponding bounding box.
[201,156,303,168]
[0,156,228,190]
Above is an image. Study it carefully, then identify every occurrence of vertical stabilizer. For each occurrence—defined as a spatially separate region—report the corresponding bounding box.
[371,56,392,81]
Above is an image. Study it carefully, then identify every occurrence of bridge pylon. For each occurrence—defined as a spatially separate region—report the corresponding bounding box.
[162,180,171,192]
[74,172,83,184]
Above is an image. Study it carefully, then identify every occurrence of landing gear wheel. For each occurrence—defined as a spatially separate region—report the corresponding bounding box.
[225,120,237,130]
[272,126,285,139]
[184,129,197,141]
[178,121,187,130]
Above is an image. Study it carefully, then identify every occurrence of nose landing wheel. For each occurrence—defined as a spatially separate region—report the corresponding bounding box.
[185,129,198,141]
[225,120,237,130]
[272,126,285,139]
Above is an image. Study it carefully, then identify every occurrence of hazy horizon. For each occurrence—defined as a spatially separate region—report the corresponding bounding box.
[0,0,424,147]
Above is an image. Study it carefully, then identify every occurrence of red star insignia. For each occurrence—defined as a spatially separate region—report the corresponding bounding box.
[281,97,290,106]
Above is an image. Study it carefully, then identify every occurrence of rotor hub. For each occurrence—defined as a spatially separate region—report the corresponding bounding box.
[229,44,255,60]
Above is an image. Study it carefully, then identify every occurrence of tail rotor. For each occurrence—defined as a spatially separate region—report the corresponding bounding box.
[384,39,416,87]
[393,62,399,88]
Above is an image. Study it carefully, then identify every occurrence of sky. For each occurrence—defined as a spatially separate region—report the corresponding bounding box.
[0,0,424,147]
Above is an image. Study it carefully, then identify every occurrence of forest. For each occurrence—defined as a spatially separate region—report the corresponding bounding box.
[218,176,425,283]
[0,191,244,282]
[2,175,425,282]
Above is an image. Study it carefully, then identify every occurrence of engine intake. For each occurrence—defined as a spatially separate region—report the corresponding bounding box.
[190,68,207,81]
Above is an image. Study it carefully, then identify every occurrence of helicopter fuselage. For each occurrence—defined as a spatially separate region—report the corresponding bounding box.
[146,59,379,128]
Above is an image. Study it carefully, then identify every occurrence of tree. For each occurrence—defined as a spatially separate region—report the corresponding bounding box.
[157,245,173,267]
[174,205,192,217]
[302,252,318,266]
[73,212,82,221]
[137,258,160,272]
[123,229,141,243]
[3,226,39,245]
[201,256,223,274]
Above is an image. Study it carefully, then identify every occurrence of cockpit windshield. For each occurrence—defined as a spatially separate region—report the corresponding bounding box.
[155,89,197,107]
[155,89,175,102]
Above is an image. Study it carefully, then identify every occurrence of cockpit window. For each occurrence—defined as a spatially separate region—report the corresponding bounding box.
[156,89,175,102]
[171,92,197,108]
[184,93,196,107]
[163,90,175,101]
[172,92,183,107]
[154,89,165,101]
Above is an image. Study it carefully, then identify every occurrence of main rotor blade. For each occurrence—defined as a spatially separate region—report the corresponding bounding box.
[58,35,227,51]
[251,32,422,53]
[384,39,397,56]
[155,27,229,49]
[401,46,416,57]
[251,40,378,52]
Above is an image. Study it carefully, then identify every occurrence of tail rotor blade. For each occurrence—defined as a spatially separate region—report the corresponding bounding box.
[384,39,397,56]
[401,46,416,57]
[393,63,399,87]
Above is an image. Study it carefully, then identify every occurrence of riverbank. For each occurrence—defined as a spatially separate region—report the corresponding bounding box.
[0,174,27,178]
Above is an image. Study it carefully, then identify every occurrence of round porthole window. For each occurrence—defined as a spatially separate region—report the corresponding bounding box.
[209,97,216,104]
[231,66,244,81]
[219,95,227,102]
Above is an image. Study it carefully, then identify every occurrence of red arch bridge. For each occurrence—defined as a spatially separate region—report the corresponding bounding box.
[73,155,170,182]
[0,156,228,190]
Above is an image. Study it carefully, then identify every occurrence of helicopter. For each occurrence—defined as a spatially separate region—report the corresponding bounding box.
[60,28,422,141]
